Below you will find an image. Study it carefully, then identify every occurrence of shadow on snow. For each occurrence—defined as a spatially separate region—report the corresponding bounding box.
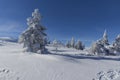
[48,52,120,61]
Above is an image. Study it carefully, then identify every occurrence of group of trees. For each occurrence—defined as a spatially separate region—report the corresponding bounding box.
[66,37,84,50]
[19,9,120,55]
[90,30,120,56]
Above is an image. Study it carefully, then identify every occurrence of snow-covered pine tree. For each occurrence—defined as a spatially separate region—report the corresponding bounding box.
[53,39,58,46]
[75,40,84,50]
[90,30,110,55]
[101,30,109,46]
[70,37,75,48]
[52,39,59,52]
[66,40,71,48]
[90,40,109,55]
[112,34,120,54]
[19,9,47,53]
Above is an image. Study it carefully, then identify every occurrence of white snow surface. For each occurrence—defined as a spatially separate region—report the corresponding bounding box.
[0,42,120,80]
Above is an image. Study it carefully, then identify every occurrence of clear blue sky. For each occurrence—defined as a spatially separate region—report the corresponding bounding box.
[0,0,120,46]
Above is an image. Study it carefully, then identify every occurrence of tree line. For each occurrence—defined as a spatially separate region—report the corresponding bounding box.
[19,9,120,56]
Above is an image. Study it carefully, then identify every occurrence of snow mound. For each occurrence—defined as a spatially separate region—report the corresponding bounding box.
[94,69,120,80]
[0,68,20,80]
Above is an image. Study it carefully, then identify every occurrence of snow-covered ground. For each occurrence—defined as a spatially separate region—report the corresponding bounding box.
[0,41,120,80]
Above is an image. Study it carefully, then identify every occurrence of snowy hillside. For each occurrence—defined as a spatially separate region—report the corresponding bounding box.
[0,37,17,42]
[0,42,120,80]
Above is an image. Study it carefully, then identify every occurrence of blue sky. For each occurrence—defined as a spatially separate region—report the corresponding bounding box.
[0,0,120,46]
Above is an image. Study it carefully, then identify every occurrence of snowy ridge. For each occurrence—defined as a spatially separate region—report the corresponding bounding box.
[0,37,17,42]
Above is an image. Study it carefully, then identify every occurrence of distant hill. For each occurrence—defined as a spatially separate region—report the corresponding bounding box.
[0,37,17,42]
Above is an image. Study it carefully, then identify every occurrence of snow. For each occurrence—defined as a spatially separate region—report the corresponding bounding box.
[94,69,120,80]
[0,42,120,80]
[0,37,17,42]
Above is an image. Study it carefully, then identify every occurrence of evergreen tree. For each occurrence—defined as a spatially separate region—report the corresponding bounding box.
[101,30,109,45]
[90,40,109,55]
[112,34,120,53]
[70,37,75,48]
[19,9,47,53]
[75,40,84,50]
[66,40,71,48]
[90,30,110,55]
[53,39,58,46]
[52,39,59,52]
